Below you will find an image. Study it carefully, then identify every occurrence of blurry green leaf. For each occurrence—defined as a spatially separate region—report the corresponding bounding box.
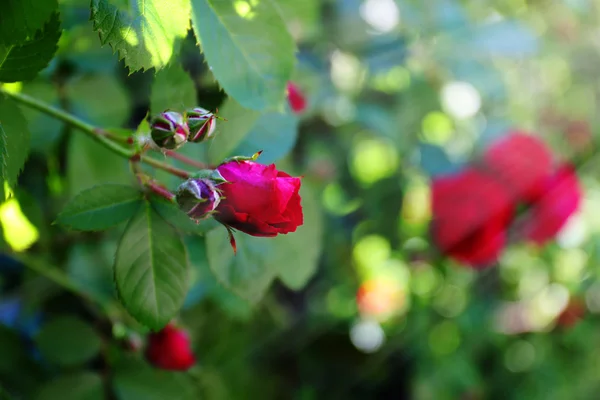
[57,184,143,230]
[0,13,61,82]
[114,201,189,330]
[68,242,115,304]
[151,63,196,113]
[21,80,64,153]
[90,0,191,72]
[0,325,44,396]
[208,98,299,164]
[151,197,220,235]
[206,228,277,304]
[35,373,104,400]
[0,0,57,45]
[0,95,30,187]
[275,186,323,290]
[68,74,130,127]
[113,357,197,400]
[416,143,461,178]
[66,133,132,196]
[35,316,102,367]
[276,0,322,41]
[190,0,295,111]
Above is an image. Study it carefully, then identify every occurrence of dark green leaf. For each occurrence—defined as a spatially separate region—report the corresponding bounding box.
[90,0,191,72]
[35,373,104,400]
[151,63,196,114]
[0,12,62,82]
[208,98,299,164]
[191,0,295,111]
[275,186,323,290]
[0,0,58,45]
[114,201,189,329]
[68,242,116,304]
[113,357,197,400]
[57,184,143,231]
[206,228,277,304]
[35,316,102,366]
[151,197,220,235]
[0,325,44,396]
[0,95,31,187]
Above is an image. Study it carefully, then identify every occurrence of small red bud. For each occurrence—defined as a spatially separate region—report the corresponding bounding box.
[150,111,189,150]
[286,82,307,114]
[146,324,196,371]
[176,178,221,221]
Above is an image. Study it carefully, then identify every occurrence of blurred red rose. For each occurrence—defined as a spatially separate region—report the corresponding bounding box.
[556,298,586,328]
[146,324,195,371]
[522,164,582,244]
[431,168,515,267]
[483,132,553,202]
[287,82,307,114]
[215,161,303,237]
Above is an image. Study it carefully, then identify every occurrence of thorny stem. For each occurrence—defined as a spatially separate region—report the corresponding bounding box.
[1,90,192,179]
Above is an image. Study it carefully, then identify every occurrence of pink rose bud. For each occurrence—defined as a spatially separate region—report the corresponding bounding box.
[215,161,303,237]
[145,324,196,371]
[150,111,189,150]
[286,82,307,114]
[186,107,217,143]
[176,178,221,221]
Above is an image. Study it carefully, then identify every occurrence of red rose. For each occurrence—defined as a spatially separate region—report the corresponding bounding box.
[522,164,582,244]
[215,161,303,237]
[431,168,515,267]
[483,131,553,202]
[287,82,307,114]
[146,324,195,371]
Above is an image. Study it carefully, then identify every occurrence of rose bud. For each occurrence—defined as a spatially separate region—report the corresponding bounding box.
[431,167,515,267]
[186,107,217,143]
[145,324,196,371]
[482,131,553,203]
[286,81,306,114]
[150,111,189,150]
[175,178,221,221]
[522,164,582,244]
[215,160,303,237]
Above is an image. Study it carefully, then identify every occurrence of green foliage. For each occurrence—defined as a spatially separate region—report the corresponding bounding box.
[206,228,277,304]
[0,0,58,45]
[0,95,30,187]
[35,373,104,400]
[113,357,198,400]
[208,98,299,164]
[114,201,189,329]
[35,316,102,366]
[151,63,196,113]
[190,0,295,111]
[90,0,191,72]
[56,184,143,231]
[0,12,62,82]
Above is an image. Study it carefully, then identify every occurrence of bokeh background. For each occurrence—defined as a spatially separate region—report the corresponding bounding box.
[3,0,600,399]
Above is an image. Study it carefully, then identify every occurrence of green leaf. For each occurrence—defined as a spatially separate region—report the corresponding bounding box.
[66,133,132,196]
[90,0,191,72]
[151,63,196,114]
[207,98,299,164]
[35,316,102,367]
[151,197,220,235]
[114,201,189,329]
[275,185,323,290]
[0,95,31,187]
[191,0,295,111]
[113,357,198,400]
[68,242,116,304]
[0,0,58,45]
[0,12,62,82]
[35,373,104,400]
[56,184,143,231]
[206,228,278,304]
